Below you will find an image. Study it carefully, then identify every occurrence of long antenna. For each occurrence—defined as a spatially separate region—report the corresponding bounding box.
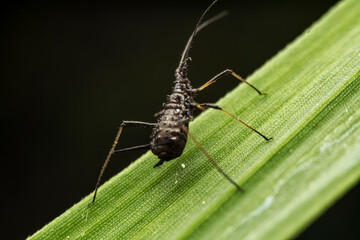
[178,0,221,69]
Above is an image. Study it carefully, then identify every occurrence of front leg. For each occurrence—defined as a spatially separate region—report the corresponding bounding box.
[194,69,264,95]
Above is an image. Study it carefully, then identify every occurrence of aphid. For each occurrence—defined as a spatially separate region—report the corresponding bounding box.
[91,0,271,203]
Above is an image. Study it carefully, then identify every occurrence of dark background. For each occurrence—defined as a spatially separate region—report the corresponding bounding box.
[2,0,359,239]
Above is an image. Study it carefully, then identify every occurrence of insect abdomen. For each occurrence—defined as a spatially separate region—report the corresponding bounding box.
[151,107,188,162]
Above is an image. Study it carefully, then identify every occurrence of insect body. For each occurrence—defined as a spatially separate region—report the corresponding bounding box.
[91,0,271,203]
[151,69,193,167]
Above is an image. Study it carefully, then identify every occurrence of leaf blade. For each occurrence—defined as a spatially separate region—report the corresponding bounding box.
[29,0,360,239]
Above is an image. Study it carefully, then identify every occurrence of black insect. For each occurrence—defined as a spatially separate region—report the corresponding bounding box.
[91,0,271,203]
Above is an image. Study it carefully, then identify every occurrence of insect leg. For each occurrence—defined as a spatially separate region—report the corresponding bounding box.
[194,69,264,95]
[118,121,157,128]
[114,143,151,153]
[195,103,272,141]
[180,124,244,192]
[90,121,156,204]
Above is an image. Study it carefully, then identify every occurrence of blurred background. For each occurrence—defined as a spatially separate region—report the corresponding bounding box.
[2,0,359,239]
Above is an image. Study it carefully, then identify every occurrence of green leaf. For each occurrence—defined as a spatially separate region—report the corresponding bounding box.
[29,0,360,239]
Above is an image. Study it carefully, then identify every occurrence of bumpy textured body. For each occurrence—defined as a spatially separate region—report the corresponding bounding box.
[151,67,195,167]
